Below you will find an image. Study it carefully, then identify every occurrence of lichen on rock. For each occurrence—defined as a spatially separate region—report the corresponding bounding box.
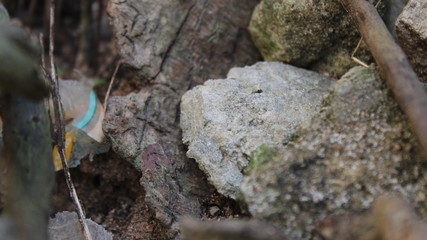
[48,211,113,240]
[241,66,426,239]
[248,0,385,78]
[180,62,334,199]
[245,144,277,175]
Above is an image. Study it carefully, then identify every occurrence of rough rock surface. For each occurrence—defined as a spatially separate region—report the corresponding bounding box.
[384,0,408,36]
[107,1,191,78]
[48,211,113,240]
[248,0,376,77]
[104,84,215,238]
[181,62,334,198]
[396,0,427,82]
[105,0,261,237]
[241,66,426,239]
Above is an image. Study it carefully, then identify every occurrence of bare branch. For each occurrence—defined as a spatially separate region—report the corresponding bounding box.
[47,1,93,240]
[315,195,427,240]
[340,0,427,159]
[373,195,427,240]
[182,218,288,240]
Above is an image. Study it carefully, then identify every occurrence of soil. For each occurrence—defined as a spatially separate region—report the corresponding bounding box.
[53,153,242,240]
[52,153,167,240]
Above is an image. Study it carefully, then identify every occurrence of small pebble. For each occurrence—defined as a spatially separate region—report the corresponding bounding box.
[209,206,220,216]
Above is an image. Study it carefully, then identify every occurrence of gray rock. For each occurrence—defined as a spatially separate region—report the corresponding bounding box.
[181,62,334,199]
[241,66,426,239]
[396,0,427,82]
[208,206,221,217]
[108,0,191,78]
[105,1,261,236]
[248,0,376,78]
[48,211,113,240]
[102,89,163,169]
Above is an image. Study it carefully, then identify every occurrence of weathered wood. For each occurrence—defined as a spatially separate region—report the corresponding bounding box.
[339,0,427,159]
[315,195,427,240]
[182,218,288,240]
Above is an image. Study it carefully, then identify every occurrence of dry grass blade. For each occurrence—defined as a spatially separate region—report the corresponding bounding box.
[47,1,93,240]
[351,38,369,68]
[350,0,382,68]
[103,60,122,115]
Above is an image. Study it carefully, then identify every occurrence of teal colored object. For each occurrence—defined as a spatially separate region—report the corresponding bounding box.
[75,90,97,129]
[58,80,105,142]
[52,80,110,170]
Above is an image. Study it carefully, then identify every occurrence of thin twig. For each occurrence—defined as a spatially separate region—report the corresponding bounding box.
[340,0,427,159]
[39,34,47,70]
[48,1,93,240]
[39,33,57,149]
[351,38,369,68]
[103,60,122,115]
[182,218,289,240]
[350,0,382,68]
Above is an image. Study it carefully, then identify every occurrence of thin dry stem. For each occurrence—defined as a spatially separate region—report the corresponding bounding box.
[103,60,122,115]
[39,34,47,70]
[351,38,369,68]
[340,0,427,159]
[39,33,56,137]
[48,1,93,240]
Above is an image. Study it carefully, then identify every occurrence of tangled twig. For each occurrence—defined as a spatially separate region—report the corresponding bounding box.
[47,1,93,239]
